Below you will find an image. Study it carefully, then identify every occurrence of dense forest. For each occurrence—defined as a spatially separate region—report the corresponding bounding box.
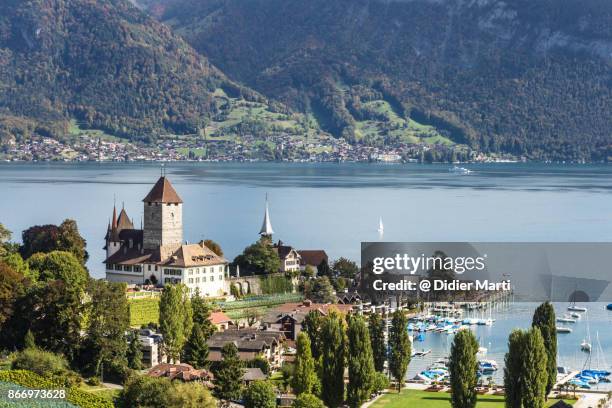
[0,0,267,143]
[142,0,612,161]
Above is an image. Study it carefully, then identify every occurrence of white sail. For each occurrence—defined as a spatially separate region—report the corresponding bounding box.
[378,217,384,234]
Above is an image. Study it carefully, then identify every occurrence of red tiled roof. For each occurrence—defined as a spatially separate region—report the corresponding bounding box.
[210,311,232,325]
[298,250,328,266]
[142,177,183,204]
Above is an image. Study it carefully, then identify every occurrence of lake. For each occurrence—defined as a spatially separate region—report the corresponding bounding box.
[2,162,612,278]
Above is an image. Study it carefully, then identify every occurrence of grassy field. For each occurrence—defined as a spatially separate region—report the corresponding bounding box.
[128,298,159,327]
[371,390,574,408]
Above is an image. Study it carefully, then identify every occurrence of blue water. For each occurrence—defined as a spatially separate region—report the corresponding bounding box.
[2,162,612,278]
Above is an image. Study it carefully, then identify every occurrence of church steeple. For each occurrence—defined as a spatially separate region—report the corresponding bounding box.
[259,194,274,238]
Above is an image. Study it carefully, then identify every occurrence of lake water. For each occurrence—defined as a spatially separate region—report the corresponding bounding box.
[2,162,612,277]
[1,162,611,380]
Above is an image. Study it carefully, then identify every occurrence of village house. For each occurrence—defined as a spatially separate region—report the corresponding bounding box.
[104,175,229,297]
[209,311,233,331]
[297,250,329,274]
[148,363,214,387]
[207,328,285,369]
[262,299,354,341]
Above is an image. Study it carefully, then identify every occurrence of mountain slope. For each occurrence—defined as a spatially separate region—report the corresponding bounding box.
[147,0,612,160]
[0,0,277,143]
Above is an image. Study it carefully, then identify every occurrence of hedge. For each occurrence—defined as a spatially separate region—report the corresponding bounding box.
[0,371,113,408]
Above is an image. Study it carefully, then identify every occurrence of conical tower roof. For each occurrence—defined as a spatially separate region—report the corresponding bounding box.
[142,177,183,204]
[259,195,274,236]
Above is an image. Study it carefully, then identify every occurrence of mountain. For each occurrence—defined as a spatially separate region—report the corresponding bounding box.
[0,0,298,144]
[143,0,612,160]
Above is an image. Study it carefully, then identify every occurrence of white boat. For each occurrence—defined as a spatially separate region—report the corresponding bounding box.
[570,312,582,319]
[557,315,577,323]
[556,326,573,333]
[377,217,384,235]
[449,166,473,175]
[568,305,587,312]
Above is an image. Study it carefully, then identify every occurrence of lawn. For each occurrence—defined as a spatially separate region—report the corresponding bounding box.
[128,298,159,327]
[371,390,574,408]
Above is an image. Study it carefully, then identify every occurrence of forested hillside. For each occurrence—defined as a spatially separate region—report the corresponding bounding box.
[145,0,612,160]
[0,0,280,143]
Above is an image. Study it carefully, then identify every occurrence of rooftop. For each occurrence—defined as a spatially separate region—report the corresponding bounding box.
[142,176,183,204]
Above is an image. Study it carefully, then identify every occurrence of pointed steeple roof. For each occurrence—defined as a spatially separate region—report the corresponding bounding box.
[117,208,134,230]
[111,205,118,229]
[142,177,183,204]
[259,195,274,236]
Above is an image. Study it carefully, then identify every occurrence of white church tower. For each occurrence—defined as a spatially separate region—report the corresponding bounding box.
[259,194,274,239]
[142,176,184,249]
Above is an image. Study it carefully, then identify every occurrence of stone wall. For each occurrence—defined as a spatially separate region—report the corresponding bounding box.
[143,202,183,249]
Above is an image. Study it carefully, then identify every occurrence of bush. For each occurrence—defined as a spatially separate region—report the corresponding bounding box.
[372,371,390,392]
[11,348,68,377]
[293,393,326,408]
[244,380,276,408]
[0,370,113,408]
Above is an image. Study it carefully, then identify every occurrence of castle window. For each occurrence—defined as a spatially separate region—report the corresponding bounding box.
[210,276,214,282]
[148,265,151,271]
[188,278,193,284]
[134,266,142,272]
[196,278,200,283]
[202,277,206,282]
[219,275,223,281]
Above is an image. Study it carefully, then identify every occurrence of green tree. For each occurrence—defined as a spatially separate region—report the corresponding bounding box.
[23,329,36,349]
[0,223,11,252]
[0,261,27,333]
[21,220,88,264]
[303,276,335,303]
[202,239,224,257]
[504,329,527,408]
[368,313,386,372]
[127,330,143,370]
[79,280,130,379]
[347,315,376,408]
[520,328,548,408]
[1,252,34,280]
[159,284,193,362]
[320,310,346,408]
[214,342,244,402]
[244,380,276,408]
[388,310,411,393]
[120,375,173,408]
[372,372,390,392]
[317,259,331,278]
[449,329,479,408]
[27,251,89,292]
[293,393,325,408]
[168,382,217,408]
[301,311,323,360]
[292,332,317,395]
[182,323,209,368]
[332,257,359,279]
[11,348,69,377]
[191,290,216,338]
[532,301,557,399]
[303,264,316,278]
[234,237,281,274]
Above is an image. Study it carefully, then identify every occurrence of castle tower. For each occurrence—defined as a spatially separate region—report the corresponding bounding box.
[142,176,183,249]
[105,205,121,258]
[259,194,274,239]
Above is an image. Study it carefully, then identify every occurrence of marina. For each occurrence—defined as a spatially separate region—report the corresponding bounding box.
[405,302,612,391]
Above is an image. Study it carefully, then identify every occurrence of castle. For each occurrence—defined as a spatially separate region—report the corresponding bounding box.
[104,176,228,297]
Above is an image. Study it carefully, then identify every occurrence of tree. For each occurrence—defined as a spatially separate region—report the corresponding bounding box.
[293,332,317,395]
[320,310,346,408]
[244,380,276,408]
[504,329,526,408]
[191,290,216,338]
[23,329,36,349]
[317,259,331,278]
[388,310,411,393]
[234,237,281,275]
[1,252,33,280]
[27,251,89,292]
[120,375,173,408]
[202,239,224,257]
[368,313,386,372]
[127,330,143,370]
[168,382,217,408]
[372,372,390,393]
[532,301,557,399]
[79,280,130,378]
[520,328,548,408]
[0,261,27,332]
[182,323,209,369]
[214,342,244,402]
[0,223,11,256]
[303,264,316,278]
[301,311,323,360]
[449,329,479,408]
[159,284,193,362]
[11,348,69,377]
[293,393,325,408]
[21,220,88,264]
[347,315,376,408]
[303,276,335,303]
[332,257,359,279]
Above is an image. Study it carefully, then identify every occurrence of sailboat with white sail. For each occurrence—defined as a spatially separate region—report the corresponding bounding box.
[377,217,384,235]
